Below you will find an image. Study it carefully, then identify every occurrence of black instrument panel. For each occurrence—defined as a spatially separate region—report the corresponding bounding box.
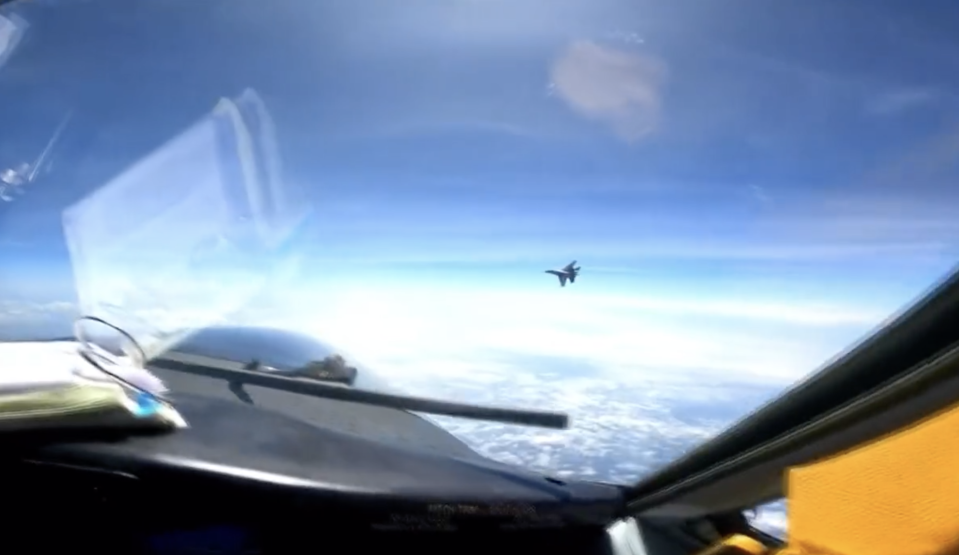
[0,393,625,554]
[0,456,617,555]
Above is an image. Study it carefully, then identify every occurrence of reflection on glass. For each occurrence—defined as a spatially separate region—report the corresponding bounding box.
[294,355,358,385]
[0,10,26,72]
[62,89,310,362]
[746,499,787,540]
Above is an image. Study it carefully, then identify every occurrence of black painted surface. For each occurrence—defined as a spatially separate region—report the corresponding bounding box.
[18,393,624,530]
[151,365,479,458]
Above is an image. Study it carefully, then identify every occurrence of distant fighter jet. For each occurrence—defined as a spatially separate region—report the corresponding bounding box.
[0,163,28,201]
[0,111,72,202]
[545,260,580,287]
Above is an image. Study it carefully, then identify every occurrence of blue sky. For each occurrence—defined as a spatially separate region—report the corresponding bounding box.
[1,0,959,484]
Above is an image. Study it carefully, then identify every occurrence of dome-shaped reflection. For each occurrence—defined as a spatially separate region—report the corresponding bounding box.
[163,325,371,388]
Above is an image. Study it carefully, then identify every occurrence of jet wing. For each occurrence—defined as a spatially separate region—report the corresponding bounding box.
[546,270,568,286]
[546,270,570,287]
[563,260,578,272]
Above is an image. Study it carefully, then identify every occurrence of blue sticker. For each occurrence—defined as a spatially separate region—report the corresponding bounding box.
[131,391,161,418]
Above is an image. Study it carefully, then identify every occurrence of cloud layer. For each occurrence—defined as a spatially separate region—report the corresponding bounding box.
[551,40,666,143]
[1,269,892,481]
[189,278,889,484]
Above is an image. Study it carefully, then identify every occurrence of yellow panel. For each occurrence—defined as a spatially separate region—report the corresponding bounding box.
[785,399,959,555]
[695,534,767,555]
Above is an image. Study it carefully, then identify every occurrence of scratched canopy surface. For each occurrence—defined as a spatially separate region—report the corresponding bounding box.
[62,89,311,361]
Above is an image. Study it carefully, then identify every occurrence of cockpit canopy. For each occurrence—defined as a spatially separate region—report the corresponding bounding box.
[168,326,359,386]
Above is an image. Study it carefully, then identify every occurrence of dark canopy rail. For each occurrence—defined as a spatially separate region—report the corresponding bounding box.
[150,350,570,430]
[627,263,959,507]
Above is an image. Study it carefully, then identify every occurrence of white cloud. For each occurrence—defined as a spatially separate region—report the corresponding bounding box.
[0,300,77,342]
[580,292,883,327]
[865,88,940,116]
[219,279,891,480]
[778,194,959,245]
[550,40,666,143]
[307,240,953,266]
[221,282,889,390]
[0,275,900,483]
[0,300,75,319]
[306,184,959,269]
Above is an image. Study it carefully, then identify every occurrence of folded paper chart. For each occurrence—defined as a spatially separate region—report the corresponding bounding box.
[0,341,185,433]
